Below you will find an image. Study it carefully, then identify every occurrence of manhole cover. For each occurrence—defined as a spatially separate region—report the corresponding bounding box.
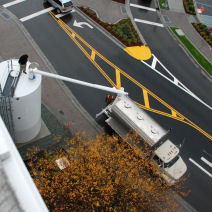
[163,15,170,23]
[1,12,10,20]
[120,6,126,14]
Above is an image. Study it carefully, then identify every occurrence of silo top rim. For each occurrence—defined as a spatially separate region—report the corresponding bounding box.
[0,59,41,98]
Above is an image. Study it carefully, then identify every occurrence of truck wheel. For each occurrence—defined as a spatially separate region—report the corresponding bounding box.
[56,8,61,14]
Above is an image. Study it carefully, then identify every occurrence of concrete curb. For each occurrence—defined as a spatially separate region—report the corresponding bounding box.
[4,7,102,134]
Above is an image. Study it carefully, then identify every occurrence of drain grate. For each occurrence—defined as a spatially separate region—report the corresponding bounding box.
[1,12,10,20]
[120,6,126,14]
[162,15,170,23]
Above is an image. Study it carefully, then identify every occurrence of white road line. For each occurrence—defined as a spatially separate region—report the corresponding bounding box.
[20,7,54,22]
[134,18,164,27]
[189,158,212,178]
[151,56,157,69]
[130,3,156,12]
[141,54,212,110]
[201,157,212,167]
[3,0,26,8]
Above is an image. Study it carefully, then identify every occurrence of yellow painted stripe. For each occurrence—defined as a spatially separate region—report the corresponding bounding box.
[116,69,121,89]
[124,46,151,60]
[49,11,212,141]
[143,89,150,108]
[56,17,117,88]
[91,50,95,61]
[72,32,76,38]
[136,101,212,140]
[171,110,177,117]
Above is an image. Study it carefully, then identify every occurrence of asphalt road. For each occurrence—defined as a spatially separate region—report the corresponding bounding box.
[129,1,212,210]
[2,0,212,211]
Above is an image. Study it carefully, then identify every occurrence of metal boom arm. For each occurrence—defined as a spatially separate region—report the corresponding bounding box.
[30,69,128,95]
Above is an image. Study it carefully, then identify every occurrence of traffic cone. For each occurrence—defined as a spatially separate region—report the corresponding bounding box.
[66,122,71,127]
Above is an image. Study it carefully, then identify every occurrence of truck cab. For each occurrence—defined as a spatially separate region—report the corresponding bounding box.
[152,140,187,184]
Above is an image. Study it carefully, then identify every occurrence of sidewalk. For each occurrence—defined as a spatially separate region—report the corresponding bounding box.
[164,0,212,68]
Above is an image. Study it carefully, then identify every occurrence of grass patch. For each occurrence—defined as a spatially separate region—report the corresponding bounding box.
[171,27,212,75]
[159,0,169,10]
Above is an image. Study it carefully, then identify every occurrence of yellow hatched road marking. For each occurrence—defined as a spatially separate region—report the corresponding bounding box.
[71,32,76,38]
[91,50,95,61]
[135,102,212,140]
[172,110,177,117]
[115,69,121,89]
[143,89,150,108]
[51,15,117,88]
[49,11,212,141]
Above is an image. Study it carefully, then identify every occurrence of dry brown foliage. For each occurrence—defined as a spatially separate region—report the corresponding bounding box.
[26,133,188,211]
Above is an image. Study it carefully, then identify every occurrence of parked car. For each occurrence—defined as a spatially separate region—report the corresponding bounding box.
[44,0,73,14]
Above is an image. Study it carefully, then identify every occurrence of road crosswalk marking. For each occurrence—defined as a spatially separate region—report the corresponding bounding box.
[47,11,212,142]
[130,3,156,12]
[134,18,164,27]
[189,158,212,178]
[3,0,26,8]
[201,157,212,167]
[20,7,54,22]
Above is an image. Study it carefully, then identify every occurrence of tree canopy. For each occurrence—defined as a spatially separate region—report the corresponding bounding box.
[26,133,187,211]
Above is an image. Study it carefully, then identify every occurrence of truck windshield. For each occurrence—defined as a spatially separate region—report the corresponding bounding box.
[164,155,179,168]
[64,1,73,7]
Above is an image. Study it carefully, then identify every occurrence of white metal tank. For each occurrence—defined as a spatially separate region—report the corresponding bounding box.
[0,59,42,143]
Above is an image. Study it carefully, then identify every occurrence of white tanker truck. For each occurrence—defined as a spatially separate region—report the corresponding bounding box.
[96,94,187,185]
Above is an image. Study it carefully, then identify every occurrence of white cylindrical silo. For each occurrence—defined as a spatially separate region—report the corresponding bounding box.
[10,60,42,143]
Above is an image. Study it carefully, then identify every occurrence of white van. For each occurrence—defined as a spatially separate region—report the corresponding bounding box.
[45,0,73,13]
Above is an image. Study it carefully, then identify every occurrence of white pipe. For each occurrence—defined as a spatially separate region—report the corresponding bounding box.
[31,69,128,95]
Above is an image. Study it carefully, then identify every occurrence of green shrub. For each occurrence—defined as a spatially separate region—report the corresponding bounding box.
[106,25,111,31]
[206,38,210,43]
[79,7,142,46]
[200,31,206,37]
[189,5,194,12]
[203,35,208,40]
[193,23,198,27]
[183,0,196,15]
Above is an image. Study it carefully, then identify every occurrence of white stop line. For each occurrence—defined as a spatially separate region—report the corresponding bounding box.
[20,7,54,22]
[3,0,26,8]
[189,158,212,178]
